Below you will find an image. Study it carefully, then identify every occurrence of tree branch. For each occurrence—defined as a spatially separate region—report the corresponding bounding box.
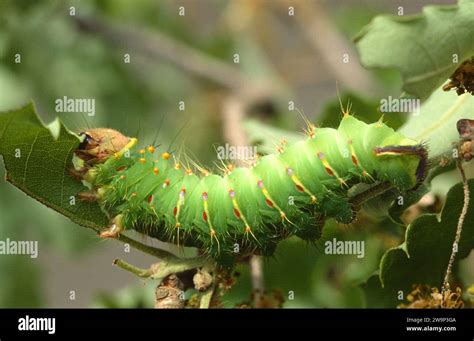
[73,15,261,96]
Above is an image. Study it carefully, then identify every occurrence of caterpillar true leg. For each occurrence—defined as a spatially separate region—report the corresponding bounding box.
[100,214,125,239]
[77,191,100,202]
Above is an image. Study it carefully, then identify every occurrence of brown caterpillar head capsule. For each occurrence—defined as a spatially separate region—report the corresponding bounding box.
[76,128,130,164]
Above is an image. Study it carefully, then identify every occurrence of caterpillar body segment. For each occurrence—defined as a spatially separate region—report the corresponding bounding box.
[74,116,428,259]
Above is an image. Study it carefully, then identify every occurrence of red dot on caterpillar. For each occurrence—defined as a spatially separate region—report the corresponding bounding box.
[153,167,159,175]
[173,207,178,216]
[147,195,153,204]
[317,152,335,176]
[295,184,305,192]
[162,152,170,160]
[116,166,127,172]
[233,208,241,219]
[351,155,358,166]
[265,198,274,208]
[325,167,335,177]
[203,211,208,222]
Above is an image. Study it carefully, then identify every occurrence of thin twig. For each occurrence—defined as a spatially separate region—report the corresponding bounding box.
[113,256,213,281]
[113,258,152,278]
[441,158,470,307]
[150,257,213,280]
[117,234,179,261]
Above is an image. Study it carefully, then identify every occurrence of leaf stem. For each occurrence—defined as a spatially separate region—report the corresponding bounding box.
[117,234,179,261]
[113,259,152,278]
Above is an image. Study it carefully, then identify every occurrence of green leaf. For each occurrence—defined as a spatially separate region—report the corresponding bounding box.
[0,102,108,231]
[387,184,429,225]
[363,180,474,307]
[398,88,474,159]
[355,0,474,100]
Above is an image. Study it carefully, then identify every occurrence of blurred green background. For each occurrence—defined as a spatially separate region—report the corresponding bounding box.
[1,0,469,308]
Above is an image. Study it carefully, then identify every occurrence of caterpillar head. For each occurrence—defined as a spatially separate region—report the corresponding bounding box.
[76,128,130,165]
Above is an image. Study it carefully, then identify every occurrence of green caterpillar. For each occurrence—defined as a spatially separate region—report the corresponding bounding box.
[73,113,428,260]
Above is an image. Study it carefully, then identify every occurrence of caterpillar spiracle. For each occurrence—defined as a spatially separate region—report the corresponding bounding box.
[73,113,428,261]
